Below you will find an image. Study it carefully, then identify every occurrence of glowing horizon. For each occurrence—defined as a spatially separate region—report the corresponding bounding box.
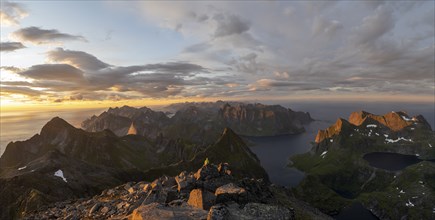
[1,1,434,106]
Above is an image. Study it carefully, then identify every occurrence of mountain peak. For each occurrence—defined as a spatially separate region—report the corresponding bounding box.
[40,117,76,138]
[315,118,352,143]
[42,117,74,130]
[348,110,418,131]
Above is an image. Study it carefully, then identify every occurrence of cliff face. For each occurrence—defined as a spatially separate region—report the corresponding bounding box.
[347,111,428,132]
[315,118,351,143]
[81,102,314,142]
[218,103,312,136]
[81,106,170,139]
[315,111,432,144]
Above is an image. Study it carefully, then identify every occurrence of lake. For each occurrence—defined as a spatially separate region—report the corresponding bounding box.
[363,152,422,171]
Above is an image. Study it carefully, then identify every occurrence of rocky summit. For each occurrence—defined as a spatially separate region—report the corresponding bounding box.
[291,111,435,219]
[1,116,292,219]
[25,163,330,220]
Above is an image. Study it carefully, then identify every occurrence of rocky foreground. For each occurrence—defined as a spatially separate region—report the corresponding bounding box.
[25,163,330,220]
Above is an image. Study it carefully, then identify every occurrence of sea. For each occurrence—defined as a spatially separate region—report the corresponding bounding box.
[1,101,434,187]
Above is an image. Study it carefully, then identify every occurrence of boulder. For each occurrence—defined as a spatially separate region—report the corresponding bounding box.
[175,171,195,193]
[130,202,208,220]
[227,202,294,220]
[187,189,216,210]
[207,204,229,220]
[215,183,247,204]
[195,164,220,181]
[217,163,231,176]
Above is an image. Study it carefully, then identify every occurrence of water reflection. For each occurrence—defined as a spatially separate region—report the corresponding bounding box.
[247,120,331,187]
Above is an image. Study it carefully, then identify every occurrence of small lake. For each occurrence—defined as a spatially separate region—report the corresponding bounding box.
[363,152,422,171]
[335,203,379,220]
[247,120,331,187]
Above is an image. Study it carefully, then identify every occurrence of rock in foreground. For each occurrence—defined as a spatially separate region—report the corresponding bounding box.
[25,163,330,220]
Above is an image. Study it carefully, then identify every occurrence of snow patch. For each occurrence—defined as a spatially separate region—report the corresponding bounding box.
[401,115,412,121]
[385,137,413,143]
[405,200,414,207]
[18,166,27,171]
[429,143,433,148]
[320,151,328,158]
[399,190,405,194]
[366,124,377,128]
[415,154,420,157]
[330,139,333,143]
[410,128,415,130]
[384,134,389,138]
[54,169,67,183]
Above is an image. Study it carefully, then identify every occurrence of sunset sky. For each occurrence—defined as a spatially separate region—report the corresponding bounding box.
[1,1,434,109]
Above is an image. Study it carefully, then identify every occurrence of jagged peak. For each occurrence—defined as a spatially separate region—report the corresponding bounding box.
[315,118,352,143]
[348,110,418,131]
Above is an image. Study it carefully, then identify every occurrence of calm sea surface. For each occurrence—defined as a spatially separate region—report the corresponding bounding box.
[0,108,106,156]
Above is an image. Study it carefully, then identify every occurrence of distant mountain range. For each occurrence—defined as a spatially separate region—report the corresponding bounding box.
[82,101,313,143]
[291,111,435,219]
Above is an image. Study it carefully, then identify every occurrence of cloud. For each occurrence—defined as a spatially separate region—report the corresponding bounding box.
[0,86,43,97]
[46,48,110,71]
[17,64,84,81]
[0,1,27,26]
[1,66,22,73]
[12,26,87,44]
[312,17,343,38]
[213,13,250,37]
[0,42,26,52]
[352,5,394,45]
[3,2,434,102]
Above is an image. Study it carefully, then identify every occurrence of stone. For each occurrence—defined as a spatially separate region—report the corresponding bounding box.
[142,184,151,192]
[128,187,135,194]
[88,203,102,215]
[100,206,109,214]
[217,163,231,175]
[161,176,177,187]
[130,202,208,220]
[175,171,195,193]
[195,164,220,181]
[188,189,216,210]
[227,203,294,220]
[151,179,162,190]
[215,183,247,204]
[165,189,179,204]
[201,176,233,193]
[207,204,229,220]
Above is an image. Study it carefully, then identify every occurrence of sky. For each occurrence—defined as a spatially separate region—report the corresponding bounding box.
[0,0,434,109]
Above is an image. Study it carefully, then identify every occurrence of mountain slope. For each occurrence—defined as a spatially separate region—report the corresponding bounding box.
[0,117,271,219]
[142,127,269,181]
[290,110,435,219]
